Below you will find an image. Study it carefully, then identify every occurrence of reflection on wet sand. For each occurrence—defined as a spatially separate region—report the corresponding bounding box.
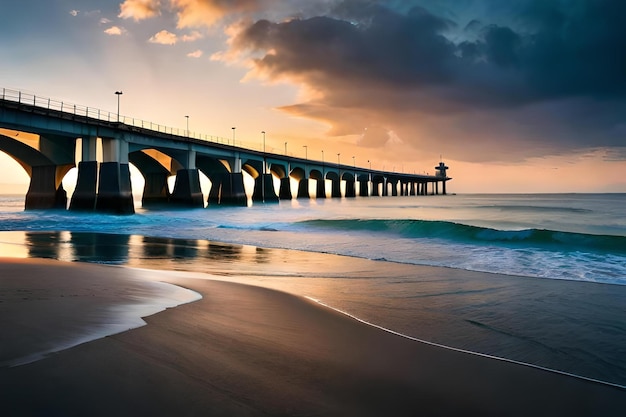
[18,231,275,271]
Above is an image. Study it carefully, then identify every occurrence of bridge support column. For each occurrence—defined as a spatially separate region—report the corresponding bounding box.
[409,182,416,196]
[279,177,292,200]
[372,181,381,197]
[70,136,98,211]
[220,173,247,206]
[252,173,278,203]
[96,162,134,214]
[142,172,171,207]
[171,169,203,208]
[25,165,67,210]
[391,181,399,196]
[345,180,356,198]
[359,180,369,197]
[70,161,98,210]
[442,180,447,195]
[207,174,222,206]
[297,178,310,199]
[331,179,341,198]
[316,179,326,199]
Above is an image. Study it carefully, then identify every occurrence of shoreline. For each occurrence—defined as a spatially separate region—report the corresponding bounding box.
[1,258,625,415]
[306,296,626,391]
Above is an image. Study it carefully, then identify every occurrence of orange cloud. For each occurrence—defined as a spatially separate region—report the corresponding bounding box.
[171,0,262,28]
[119,0,162,21]
[149,29,178,44]
[181,30,204,42]
[187,49,203,58]
[104,26,126,36]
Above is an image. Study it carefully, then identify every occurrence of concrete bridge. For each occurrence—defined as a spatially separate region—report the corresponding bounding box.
[0,88,451,214]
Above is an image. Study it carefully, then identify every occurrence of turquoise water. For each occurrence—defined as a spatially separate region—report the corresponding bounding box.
[1,193,625,284]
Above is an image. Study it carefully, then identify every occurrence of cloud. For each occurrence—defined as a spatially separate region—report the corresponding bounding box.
[171,0,264,28]
[119,0,162,21]
[223,0,626,162]
[100,18,112,24]
[69,10,79,17]
[149,29,178,44]
[181,30,204,42]
[187,49,203,58]
[104,26,126,36]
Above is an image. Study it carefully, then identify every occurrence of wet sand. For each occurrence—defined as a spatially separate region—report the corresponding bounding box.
[1,258,625,416]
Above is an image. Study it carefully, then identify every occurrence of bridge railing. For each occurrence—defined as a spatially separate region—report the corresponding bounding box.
[1,88,443,177]
[0,87,250,147]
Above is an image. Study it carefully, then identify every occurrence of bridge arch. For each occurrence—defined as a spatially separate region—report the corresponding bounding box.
[0,130,75,209]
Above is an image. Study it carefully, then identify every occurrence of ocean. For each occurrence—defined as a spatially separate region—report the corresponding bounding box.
[1,193,625,387]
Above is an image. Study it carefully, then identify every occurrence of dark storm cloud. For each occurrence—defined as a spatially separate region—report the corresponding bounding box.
[231,0,626,161]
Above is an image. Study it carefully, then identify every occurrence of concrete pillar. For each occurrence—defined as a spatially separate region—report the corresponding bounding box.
[345,180,356,198]
[409,182,416,196]
[372,181,381,197]
[25,165,67,210]
[279,177,292,200]
[70,136,98,211]
[435,182,439,195]
[170,169,203,208]
[316,178,326,199]
[219,172,247,206]
[442,180,447,195]
[359,180,369,197]
[207,174,222,206]
[70,161,98,211]
[331,179,341,198]
[297,178,310,199]
[96,162,134,214]
[264,174,279,202]
[142,172,171,207]
[252,175,264,202]
[391,181,398,196]
[93,137,134,214]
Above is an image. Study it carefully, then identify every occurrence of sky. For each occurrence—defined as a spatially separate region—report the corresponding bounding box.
[1,0,625,193]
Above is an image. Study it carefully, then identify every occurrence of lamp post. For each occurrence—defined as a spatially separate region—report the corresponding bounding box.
[262,131,266,153]
[337,153,340,166]
[115,91,123,122]
[284,141,288,155]
[368,160,371,169]
[232,127,236,146]
[352,156,355,169]
[261,131,266,202]
[303,145,308,160]
[185,115,189,137]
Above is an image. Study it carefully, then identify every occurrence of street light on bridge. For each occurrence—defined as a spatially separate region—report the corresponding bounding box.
[284,141,288,155]
[185,115,190,137]
[303,145,308,160]
[261,131,266,152]
[337,153,340,166]
[115,91,123,122]
[232,127,236,146]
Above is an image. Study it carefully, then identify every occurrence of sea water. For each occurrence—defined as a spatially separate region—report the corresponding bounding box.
[1,193,625,284]
[1,193,625,386]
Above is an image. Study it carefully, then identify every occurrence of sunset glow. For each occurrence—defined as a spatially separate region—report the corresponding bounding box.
[1,1,625,193]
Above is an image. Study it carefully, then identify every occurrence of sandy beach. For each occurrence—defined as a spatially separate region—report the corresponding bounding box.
[1,258,625,416]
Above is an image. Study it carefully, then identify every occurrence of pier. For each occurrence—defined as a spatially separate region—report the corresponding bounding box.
[0,88,451,214]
